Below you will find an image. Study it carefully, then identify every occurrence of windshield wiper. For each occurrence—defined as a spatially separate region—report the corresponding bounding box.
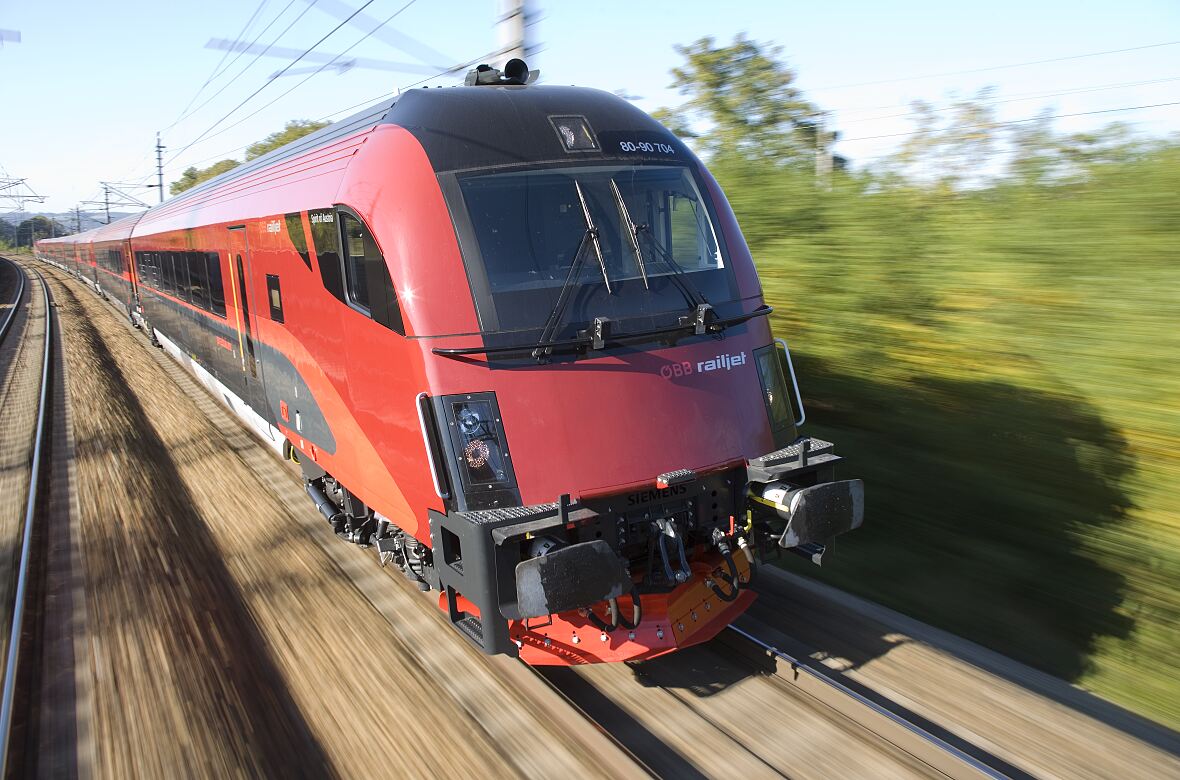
[432,305,775,359]
[576,180,612,294]
[634,223,718,333]
[610,178,649,290]
[531,228,593,361]
[530,181,614,361]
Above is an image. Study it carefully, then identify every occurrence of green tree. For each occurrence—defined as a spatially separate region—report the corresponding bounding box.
[170,159,240,195]
[170,118,331,195]
[658,35,821,167]
[245,119,330,160]
[889,88,1001,188]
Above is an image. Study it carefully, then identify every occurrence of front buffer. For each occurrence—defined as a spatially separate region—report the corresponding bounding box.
[427,437,862,665]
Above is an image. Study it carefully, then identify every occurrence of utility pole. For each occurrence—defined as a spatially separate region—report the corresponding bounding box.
[496,0,534,64]
[814,112,833,190]
[155,133,165,203]
[73,207,81,234]
[103,183,111,224]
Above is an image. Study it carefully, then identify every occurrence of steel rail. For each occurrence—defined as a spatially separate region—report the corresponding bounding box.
[0,257,27,345]
[724,621,1017,780]
[0,263,53,776]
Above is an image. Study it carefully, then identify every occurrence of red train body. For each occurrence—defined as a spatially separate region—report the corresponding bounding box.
[37,63,863,664]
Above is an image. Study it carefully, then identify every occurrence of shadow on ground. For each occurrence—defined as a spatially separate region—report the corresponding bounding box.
[633,351,1134,699]
[783,352,1135,682]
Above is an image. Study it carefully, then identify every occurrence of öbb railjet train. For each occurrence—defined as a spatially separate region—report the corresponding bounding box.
[37,61,864,664]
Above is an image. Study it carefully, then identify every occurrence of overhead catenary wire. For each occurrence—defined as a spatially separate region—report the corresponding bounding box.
[164,0,379,167]
[169,0,420,162]
[164,0,318,134]
[811,39,1180,91]
[837,100,1180,143]
[164,0,272,130]
[837,75,1180,125]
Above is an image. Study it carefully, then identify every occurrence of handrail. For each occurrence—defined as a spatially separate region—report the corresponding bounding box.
[774,337,806,427]
[416,392,449,499]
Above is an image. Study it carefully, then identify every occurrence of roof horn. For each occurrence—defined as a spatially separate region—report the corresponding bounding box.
[464,58,539,86]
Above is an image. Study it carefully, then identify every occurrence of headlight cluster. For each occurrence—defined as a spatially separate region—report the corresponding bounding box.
[435,392,519,511]
[451,399,509,485]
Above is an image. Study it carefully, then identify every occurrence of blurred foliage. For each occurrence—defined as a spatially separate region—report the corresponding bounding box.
[659,35,826,169]
[668,36,1180,728]
[245,119,330,161]
[170,119,330,195]
[170,159,240,195]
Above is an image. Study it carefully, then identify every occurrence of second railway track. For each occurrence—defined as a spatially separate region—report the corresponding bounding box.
[0,257,60,777]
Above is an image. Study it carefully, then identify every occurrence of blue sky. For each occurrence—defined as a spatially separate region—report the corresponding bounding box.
[1,0,1177,213]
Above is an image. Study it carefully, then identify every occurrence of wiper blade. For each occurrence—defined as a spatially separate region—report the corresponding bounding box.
[530,181,615,361]
[610,178,648,290]
[532,228,593,361]
[432,305,774,359]
[635,223,708,313]
[575,180,612,294]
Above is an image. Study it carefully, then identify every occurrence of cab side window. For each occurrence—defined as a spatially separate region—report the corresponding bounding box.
[338,211,404,335]
[341,213,371,311]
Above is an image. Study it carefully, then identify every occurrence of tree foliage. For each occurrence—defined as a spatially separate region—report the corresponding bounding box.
[656,35,1180,728]
[170,159,240,195]
[659,35,822,167]
[170,119,331,195]
[245,119,330,161]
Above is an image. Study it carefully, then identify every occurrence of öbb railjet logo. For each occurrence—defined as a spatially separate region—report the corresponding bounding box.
[659,351,748,379]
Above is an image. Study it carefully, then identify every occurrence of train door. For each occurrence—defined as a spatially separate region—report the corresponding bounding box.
[226,226,268,412]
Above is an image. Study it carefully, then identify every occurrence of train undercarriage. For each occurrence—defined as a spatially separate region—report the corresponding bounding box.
[299,436,863,664]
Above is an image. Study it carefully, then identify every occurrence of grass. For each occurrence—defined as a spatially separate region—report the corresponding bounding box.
[721,144,1180,729]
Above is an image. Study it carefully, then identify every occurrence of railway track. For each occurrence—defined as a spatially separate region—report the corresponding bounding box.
[0,257,56,777]
[717,619,1023,779]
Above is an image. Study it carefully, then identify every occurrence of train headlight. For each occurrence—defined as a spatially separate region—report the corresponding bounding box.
[437,392,519,510]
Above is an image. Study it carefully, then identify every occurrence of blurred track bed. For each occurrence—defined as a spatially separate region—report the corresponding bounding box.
[745,567,1180,779]
[540,633,949,778]
[37,261,642,779]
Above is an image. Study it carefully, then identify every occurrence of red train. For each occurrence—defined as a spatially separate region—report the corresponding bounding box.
[37,60,863,664]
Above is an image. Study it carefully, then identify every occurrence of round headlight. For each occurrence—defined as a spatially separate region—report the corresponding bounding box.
[457,406,482,436]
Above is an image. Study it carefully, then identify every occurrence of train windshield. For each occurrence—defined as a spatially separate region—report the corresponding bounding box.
[455,164,738,337]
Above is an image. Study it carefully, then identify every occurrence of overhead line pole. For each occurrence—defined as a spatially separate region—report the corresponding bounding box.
[155,133,165,202]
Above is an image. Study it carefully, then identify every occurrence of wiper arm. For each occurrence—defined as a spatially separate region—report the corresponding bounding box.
[636,223,709,309]
[432,305,775,359]
[575,180,612,294]
[609,178,649,290]
[532,228,593,361]
[636,224,718,335]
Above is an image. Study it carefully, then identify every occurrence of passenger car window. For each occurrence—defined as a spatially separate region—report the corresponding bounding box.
[207,252,227,317]
[188,251,209,309]
[337,210,405,335]
[266,274,284,323]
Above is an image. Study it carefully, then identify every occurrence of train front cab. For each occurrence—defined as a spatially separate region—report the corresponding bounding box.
[352,84,866,664]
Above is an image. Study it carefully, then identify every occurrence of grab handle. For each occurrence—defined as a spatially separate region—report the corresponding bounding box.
[774,338,806,427]
[416,392,450,499]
